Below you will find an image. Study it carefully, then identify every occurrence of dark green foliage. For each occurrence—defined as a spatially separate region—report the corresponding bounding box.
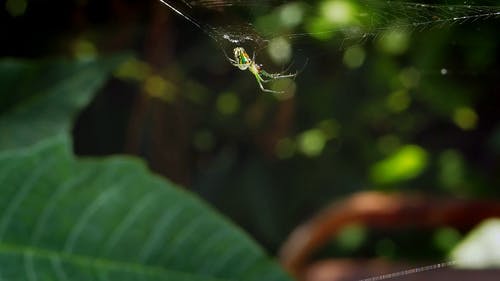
[0,56,127,151]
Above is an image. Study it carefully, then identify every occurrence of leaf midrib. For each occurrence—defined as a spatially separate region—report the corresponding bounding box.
[0,243,231,281]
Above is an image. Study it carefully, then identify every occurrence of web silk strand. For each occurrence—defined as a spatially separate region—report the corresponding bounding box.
[358,261,457,281]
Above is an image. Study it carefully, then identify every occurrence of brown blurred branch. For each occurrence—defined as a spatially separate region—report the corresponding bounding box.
[303,260,500,281]
[279,192,500,280]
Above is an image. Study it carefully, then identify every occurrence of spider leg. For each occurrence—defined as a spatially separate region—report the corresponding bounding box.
[255,73,284,94]
[228,58,239,66]
[259,73,273,83]
[260,74,296,83]
[260,69,297,80]
[231,61,251,71]
[228,57,247,69]
[255,71,272,83]
[260,76,281,83]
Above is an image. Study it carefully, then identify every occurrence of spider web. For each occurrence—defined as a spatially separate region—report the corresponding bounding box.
[160,0,500,59]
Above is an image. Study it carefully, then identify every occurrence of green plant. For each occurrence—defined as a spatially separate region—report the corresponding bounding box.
[0,57,291,281]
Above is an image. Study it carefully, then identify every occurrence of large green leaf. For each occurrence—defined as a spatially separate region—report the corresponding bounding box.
[0,135,291,281]
[0,55,291,280]
[0,56,127,151]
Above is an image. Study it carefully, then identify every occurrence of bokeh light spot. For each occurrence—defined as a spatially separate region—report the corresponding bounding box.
[453,107,478,130]
[114,58,152,81]
[72,39,97,61]
[377,29,410,55]
[434,227,462,253]
[144,75,175,102]
[268,37,292,65]
[306,17,336,40]
[280,2,304,27]
[371,145,428,184]
[399,67,420,89]
[216,92,240,115]
[298,129,327,157]
[321,0,355,25]
[386,90,411,112]
[5,0,27,17]
[343,45,366,69]
[438,150,465,191]
[271,78,297,99]
[318,119,340,139]
[337,224,367,252]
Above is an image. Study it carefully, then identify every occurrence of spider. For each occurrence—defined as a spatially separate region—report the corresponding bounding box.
[228,47,297,94]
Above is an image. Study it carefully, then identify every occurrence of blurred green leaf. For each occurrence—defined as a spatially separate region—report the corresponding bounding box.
[0,135,290,281]
[0,56,128,151]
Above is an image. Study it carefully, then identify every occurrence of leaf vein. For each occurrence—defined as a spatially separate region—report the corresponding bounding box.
[138,204,185,263]
[51,255,69,281]
[31,169,94,244]
[0,158,55,241]
[103,189,158,256]
[64,173,128,253]
[24,250,37,281]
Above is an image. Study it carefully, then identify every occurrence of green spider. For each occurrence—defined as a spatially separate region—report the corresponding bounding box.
[228,47,297,94]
